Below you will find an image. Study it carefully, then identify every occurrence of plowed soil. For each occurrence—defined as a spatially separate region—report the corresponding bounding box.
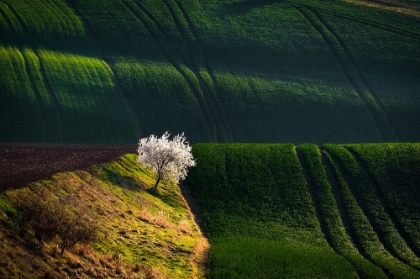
[0,143,137,191]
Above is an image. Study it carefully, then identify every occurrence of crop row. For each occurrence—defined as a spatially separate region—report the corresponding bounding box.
[187,143,420,278]
[297,144,386,278]
[310,0,420,141]
[0,45,135,143]
[63,0,420,143]
[322,145,418,278]
[347,143,420,256]
[0,0,94,54]
[1,0,420,143]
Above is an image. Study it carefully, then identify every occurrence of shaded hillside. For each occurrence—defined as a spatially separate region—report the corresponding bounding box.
[1,0,420,143]
[186,143,420,278]
[0,153,209,279]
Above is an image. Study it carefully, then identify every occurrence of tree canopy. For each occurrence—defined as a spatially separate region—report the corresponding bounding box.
[137,132,196,188]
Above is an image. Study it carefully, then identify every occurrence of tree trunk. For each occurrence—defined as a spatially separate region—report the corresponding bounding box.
[154,176,161,189]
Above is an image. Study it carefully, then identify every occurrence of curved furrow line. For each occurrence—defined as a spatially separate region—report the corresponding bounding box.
[296,145,366,279]
[314,6,420,41]
[161,0,230,142]
[295,147,336,251]
[324,145,420,275]
[0,2,23,38]
[290,4,384,141]
[0,1,64,142]
[131,0,192,68]
[170,0,234,142]
[293,4,398,142]
[67,2,142,139]
[345,146,420,260]
[322,148,391,279]
[306,6,400,142]
[133,0,229,142]
[0,6,47,142]
[20,49,47,141]
[119,0,216,141]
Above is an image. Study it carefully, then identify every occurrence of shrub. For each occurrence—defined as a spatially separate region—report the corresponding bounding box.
[6,188,39,234]
[7,186,98,251]
[57,210,98,255]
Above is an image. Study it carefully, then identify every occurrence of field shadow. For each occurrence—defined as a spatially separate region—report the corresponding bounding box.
[101,167,147,192]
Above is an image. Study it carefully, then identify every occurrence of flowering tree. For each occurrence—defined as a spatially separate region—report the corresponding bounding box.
[137,132,196,189]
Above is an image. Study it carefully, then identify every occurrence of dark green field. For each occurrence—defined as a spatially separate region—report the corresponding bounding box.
[186,143,420,278]
[1,0,419,143]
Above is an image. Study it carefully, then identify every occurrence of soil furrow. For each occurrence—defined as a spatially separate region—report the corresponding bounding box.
[120,0,216,141]
[368,0,420,10]
[0,143,136,191]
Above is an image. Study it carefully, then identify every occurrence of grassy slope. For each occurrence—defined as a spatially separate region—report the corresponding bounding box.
[0,154,208,279]
[1,0,420,143]
[187,143,420,279]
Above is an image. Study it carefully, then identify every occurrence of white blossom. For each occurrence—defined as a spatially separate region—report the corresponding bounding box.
[137,132,196,188]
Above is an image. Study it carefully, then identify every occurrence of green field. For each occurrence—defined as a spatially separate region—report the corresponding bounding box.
[186,143,420,278]
[1,0,419,143]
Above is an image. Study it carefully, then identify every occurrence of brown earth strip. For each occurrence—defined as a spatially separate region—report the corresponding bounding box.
[0,143,136,191]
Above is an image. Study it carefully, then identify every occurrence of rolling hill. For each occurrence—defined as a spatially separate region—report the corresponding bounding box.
[0,150,209,279]
[1,0,419,144]
[186,143,420,278]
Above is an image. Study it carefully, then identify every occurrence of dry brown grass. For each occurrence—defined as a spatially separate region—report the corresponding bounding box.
[189,238,210,279]
[138,209,172,229]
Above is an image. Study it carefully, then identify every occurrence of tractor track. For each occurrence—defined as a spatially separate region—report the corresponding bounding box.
[121,0,217,141]
[163,0,232,142]
[132,0,231,142]
[292,4,399,142]
[171,0,233,142]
